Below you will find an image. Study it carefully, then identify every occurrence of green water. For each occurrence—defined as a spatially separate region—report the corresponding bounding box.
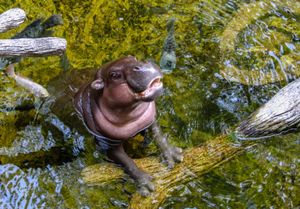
[0,0,299,208]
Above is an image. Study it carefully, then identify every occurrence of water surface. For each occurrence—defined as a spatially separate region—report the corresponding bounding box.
[0,0,299,208]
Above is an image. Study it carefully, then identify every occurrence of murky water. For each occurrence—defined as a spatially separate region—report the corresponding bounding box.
[0,0,299,208]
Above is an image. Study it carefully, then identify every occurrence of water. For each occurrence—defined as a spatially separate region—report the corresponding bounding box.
[0,0,299,208]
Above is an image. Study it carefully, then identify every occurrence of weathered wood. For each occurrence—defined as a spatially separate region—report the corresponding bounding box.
[236,78,300,139]
[82,136,252,209]
[0,38,66,57]
[0,8,26,33]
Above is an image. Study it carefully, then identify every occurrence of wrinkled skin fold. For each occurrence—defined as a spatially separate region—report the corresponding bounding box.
[74,56,183,195]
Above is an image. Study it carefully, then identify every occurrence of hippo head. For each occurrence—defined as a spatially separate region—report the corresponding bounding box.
[74,56,164,140]
[91,56,163,105]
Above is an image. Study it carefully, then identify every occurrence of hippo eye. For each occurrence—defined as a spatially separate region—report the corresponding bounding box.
[109,71,122,80]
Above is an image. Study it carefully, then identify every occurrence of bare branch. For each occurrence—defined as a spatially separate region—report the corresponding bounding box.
[0,37,67,57]
[0,8,26,33]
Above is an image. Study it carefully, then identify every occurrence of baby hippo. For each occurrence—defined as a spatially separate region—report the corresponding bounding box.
[74,56,183,195]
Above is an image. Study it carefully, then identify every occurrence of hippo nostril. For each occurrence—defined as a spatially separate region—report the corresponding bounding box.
[133,66,141,71]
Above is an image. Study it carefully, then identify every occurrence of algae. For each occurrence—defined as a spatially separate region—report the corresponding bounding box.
[0,0,299,208]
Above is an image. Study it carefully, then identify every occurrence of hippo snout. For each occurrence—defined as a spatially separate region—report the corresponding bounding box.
[126,62,163,94]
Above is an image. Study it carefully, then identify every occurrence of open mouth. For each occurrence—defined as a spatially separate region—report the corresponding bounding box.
[137,76,163,98]
[149,77,162,88]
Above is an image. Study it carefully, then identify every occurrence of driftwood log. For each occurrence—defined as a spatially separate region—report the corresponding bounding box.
[236,78,300,139]
[82,136,254,208]
[0,8,26,33]
[0,8,66,58]
[0,38,66,57]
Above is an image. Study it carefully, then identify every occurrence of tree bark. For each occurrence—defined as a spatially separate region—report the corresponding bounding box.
[0,8,26,33]
[0,38,67,57]
[236,78,300,139]
[81,136,253,209]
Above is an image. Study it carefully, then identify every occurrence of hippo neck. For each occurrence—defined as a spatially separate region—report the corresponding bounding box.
[92,96,156,140]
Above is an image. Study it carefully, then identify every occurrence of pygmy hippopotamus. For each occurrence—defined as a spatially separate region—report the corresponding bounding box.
[74,56,183,195]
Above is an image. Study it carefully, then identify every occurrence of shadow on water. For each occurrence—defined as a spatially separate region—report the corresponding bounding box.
[0,0,299,208]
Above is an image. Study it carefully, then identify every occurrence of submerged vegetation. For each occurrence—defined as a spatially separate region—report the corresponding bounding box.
[0,0,299,208]
[220,0,300,86]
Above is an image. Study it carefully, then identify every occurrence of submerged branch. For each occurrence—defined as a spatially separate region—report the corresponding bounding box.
[82,136,252,209]
[0,38,67,57]
[0,8,26,33]
[236,78,300,139]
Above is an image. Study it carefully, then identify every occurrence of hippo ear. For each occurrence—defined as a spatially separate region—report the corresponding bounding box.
[91,78,104,90]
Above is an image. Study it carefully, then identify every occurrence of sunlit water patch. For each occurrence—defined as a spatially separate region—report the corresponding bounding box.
[220,0,300,86]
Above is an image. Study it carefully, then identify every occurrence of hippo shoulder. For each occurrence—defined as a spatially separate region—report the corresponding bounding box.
[74,83,102,137]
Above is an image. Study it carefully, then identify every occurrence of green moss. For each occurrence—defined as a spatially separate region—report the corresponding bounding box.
[0,0,299,208]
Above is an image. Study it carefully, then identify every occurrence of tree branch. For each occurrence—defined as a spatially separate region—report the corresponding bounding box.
[0,38,67,57]
[236,78,300,139]
[0,8,26,33]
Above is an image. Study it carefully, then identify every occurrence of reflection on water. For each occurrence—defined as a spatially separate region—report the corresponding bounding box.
[0,125,56,156]
[0,164,45,208]
[0,0,299,208]
[0,159,94,208]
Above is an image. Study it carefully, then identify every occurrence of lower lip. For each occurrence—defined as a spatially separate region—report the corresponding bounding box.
[139,82,163,97]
